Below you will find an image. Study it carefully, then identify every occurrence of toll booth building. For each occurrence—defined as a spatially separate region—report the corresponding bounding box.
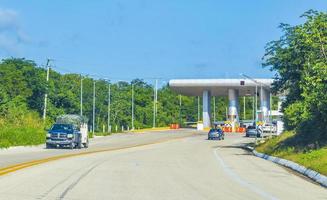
[169,79,274,130]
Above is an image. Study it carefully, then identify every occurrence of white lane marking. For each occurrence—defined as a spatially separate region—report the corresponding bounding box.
[213,148,279,200]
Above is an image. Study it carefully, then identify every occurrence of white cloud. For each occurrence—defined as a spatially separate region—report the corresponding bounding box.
[0,8,18,29]
[0,8,28,56]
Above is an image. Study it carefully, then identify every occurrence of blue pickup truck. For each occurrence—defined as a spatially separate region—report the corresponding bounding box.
[46,115,89,149]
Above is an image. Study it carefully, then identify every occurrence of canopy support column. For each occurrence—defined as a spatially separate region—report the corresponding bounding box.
[203,90,211,128]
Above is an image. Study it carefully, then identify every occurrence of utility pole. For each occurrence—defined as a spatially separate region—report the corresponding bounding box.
[155,79,158,121]
[93,81,96,134]
[270,92,272,123]
[252,95,255,121]
[108,83,111,132]
[255,84,258,122]
[260,84,263,121]
[153,81,155,128]
[153,80,158,128]
[43,59,51,121]
[179,95,182,125]
[80,76,83,116]
[131,83,134,130]
[213,97,216,122]
[243,96,246,120]
[197,96,200,122]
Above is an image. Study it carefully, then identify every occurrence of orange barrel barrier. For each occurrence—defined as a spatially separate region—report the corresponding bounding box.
[236,127,244,133]
[223,127,232,133]
[170,124,175,129]
[170,124,180,129]
[238,127,245,133]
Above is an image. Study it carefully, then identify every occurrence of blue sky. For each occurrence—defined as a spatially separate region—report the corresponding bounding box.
[0,1,326,81]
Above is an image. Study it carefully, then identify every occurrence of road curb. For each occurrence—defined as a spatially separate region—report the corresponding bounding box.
[246,146,327,188]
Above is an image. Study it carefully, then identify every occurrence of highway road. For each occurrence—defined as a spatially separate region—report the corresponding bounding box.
[0,129,196,169]
[0,130,326,200]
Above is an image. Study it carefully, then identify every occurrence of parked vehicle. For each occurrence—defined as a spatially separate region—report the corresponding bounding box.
[208,128,225,140]
[261,123,277,135]
[245,126,259,137]
[46,115,89,149]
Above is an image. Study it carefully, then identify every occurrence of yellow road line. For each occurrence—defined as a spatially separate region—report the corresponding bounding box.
[0,134,193,176]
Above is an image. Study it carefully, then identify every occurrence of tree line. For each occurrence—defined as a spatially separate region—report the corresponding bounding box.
[263,10,327,145]
[0,58,265,132]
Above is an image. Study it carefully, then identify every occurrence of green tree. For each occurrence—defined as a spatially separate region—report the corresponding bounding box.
[263,10,327,143]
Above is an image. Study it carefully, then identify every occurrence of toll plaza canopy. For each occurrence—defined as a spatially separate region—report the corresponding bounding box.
[169,79,274,129]
[168,79,273,96]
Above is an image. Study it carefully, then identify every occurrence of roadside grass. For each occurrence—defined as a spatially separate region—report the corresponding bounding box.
[0,119,170,148]
[93,132,113,137]
[256,131,327,176]
[0,114,45,148]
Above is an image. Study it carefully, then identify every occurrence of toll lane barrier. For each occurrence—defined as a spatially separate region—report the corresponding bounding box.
[236,127,246,133]
[222,127,232,132]
[170,124,180,129]
[222,127,245,133]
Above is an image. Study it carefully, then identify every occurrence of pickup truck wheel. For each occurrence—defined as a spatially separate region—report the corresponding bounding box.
[84,140,89,148]
[46,144,51,149]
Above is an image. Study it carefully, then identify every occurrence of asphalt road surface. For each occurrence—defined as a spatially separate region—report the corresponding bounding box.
[0,129,196,168]
[0,130,326,200]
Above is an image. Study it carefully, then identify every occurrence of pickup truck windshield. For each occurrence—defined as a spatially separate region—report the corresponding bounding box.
[51,124,73,131]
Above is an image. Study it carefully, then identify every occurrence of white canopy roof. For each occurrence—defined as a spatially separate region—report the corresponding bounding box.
[169,79,274,96]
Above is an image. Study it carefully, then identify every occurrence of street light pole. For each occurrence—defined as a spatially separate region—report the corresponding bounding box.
[240,73,260,123]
